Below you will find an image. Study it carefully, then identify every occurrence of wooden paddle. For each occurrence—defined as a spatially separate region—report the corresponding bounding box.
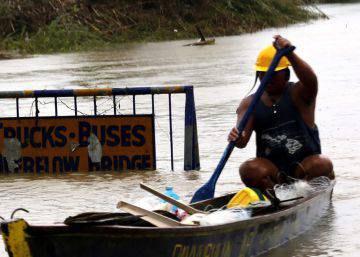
[190,44,296,203]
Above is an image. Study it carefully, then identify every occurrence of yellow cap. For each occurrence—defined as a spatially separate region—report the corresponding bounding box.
[254,45,291,72]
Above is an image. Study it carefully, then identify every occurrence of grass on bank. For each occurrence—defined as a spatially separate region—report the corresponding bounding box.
[3,22,106,53]
[0,0,328,55]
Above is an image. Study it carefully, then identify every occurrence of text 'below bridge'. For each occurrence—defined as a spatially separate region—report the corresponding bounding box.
[0,86,200,174]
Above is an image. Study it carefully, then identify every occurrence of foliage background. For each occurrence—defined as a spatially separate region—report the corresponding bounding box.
[0,0,340,54]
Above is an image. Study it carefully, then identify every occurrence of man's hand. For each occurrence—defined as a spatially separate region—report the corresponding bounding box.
[228,127,239,142]
[228,127,249,148]
[228,127,248,141]
[273,35,293,49]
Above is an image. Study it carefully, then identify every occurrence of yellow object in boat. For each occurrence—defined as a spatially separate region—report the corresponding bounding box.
[227,187,269,208]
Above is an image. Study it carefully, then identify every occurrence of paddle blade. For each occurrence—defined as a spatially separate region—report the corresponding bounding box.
[190,182,215,203]
[190,143,235,203]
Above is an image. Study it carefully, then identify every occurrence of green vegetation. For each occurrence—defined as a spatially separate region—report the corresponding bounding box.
[0,0,332,55]
[304,0,360,3]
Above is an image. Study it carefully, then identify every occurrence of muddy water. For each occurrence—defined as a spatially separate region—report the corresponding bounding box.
[0,3,360,256]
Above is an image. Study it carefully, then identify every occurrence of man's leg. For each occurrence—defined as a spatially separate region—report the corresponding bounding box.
[239,157,279,194]
[293,154,335,180]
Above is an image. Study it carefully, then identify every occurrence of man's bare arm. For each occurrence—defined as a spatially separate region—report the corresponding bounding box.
[287,52,318,103]
[274,35,318,104]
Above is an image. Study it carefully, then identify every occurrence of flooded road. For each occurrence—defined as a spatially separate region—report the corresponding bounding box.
[1,2,360,256]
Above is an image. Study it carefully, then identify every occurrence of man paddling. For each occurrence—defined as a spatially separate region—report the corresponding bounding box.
[228,35,335,194]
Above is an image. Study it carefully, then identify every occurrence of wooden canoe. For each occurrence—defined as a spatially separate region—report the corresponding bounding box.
[0,180,334,257]
[183,38,215,46]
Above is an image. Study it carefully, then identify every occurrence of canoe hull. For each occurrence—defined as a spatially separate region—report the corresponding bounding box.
[183,38,215,46]
[1,181,334,257]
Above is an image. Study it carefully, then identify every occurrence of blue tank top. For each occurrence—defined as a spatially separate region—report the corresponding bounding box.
[253,83,321,173]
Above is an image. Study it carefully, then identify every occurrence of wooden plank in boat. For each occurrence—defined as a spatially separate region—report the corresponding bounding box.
[117,201,190,228]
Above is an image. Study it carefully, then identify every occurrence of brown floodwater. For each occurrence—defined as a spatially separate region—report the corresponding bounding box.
[0,3,360,256]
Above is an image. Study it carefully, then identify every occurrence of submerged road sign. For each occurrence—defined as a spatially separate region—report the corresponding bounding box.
[0,86,200,173]
[0,115,155,173]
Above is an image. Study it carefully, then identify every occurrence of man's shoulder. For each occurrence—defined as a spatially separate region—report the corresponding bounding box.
[290,81,316,106]
[242,94,254,105]
[236,94,255,114]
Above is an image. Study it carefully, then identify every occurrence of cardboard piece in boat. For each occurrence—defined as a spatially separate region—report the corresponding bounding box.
[117,201,193,228]
[180,213,208,226]
[140,183,208,215]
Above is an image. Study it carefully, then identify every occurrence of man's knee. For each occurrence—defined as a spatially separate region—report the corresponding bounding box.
[239,159,258,179]
[298,155,334,180]
[239,158,278,188]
